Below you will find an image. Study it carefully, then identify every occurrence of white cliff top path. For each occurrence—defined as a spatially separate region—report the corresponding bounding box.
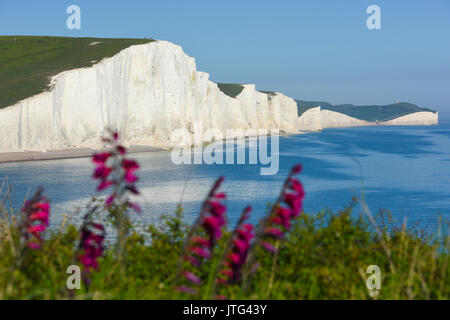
[0,40,299,153]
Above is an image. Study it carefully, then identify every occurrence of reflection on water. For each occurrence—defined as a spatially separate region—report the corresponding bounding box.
[0,123,449,233]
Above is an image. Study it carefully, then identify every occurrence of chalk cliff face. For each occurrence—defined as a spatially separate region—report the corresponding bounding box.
[233,85,298,132]
[0,40,439,154]
[298,107,322,131]
[0,41,299,153]
[296,108,438,130]
[320,110,374,128]
[296,107,374,130]
[380,111,438,126]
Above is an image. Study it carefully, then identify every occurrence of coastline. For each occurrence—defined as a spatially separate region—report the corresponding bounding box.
[0,119,441,164]
[0,145,163,164]
[0,39,438,158]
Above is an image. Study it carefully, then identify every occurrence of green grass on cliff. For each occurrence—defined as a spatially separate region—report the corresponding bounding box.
[296,100,436,121]
[0,36,153,109]
[217,83,244,98]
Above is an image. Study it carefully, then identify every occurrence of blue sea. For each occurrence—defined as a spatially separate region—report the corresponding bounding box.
[1,123,449,234]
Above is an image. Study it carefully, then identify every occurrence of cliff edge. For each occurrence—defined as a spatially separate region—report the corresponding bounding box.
[0,38,439,154]
[0,41,298,153]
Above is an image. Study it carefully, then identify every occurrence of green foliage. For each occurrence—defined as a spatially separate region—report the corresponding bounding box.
[296,100,333,116]
[217,83,244,98]
[0,36,153,109]
[0,202,448,299]
[258,90,276,96]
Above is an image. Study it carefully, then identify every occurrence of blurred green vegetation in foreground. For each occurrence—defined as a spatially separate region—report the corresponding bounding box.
[1,200,448,300]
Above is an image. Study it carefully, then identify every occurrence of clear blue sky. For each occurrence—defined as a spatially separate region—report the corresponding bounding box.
[1,0,450,120]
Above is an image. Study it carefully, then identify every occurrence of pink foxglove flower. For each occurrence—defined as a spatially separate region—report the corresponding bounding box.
[93,165,113,179]
[177,177,227,294]
[128,202,142,214]
[176,285,198,295]
[217,206,254,284]
[20,187,50,250]
[261,241,277,253]
[188,246,211,259]
[241,164,305,286]
[181,271,201,285]
[92,130,141,213]
[259,164,305,251]
[92,152,111,164]
[78,220,105,273]
[96,180,114,192]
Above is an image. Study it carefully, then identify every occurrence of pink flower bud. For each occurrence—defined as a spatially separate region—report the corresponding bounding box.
[176,285,197,295]
[261,241,277,253]
[97,180,114,191]
[122,159,139,171]
[264,227,283,238]
[188,246,211,259]
[105,194,115,206]
[28,242,41,250]
[117,145,126,155]
[125,171,138,183]
[92,152,111,164]
[93,166,113,179]
[291,164,302,174]
[181,271,201,285]
[28,224,46,234]
[128,202,142,214]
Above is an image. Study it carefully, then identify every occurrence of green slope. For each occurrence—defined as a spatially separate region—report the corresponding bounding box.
[0,36,153,109]
[296,100,333,116]
[258,90,276,96]
[296,100,436,121]
[217,83,244,98]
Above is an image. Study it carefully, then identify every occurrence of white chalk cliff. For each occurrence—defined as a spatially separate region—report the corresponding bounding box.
[321,110,375,128]
[298,107,322,131]
[297,107,373,131]
[380,111,438,126]
[297,107,438,131]
[0,41,300,153]
[0,40,439,154]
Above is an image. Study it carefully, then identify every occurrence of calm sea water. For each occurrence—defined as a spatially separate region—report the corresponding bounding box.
[1,123,449,234]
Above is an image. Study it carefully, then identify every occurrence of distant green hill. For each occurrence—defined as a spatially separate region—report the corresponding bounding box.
[0,36,152,109]
[296,100,436,122]
[296,100,333,116]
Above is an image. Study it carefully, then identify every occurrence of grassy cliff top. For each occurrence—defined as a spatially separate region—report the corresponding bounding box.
[296,100,436,121]
[0,36,153,109]
[258,90,276,96]
[217,83,245,98]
